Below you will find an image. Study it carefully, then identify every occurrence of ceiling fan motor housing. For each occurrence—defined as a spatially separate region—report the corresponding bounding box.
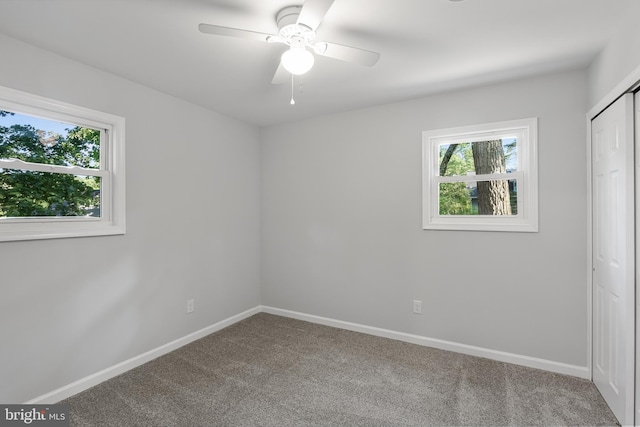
[276,5,316,47]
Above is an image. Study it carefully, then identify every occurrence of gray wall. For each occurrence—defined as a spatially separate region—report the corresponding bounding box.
[261,69,589,367]
[588,0,640,106]
[0,34,261,403]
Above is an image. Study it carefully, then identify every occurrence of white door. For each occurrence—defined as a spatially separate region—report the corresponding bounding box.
[592,93,635,426]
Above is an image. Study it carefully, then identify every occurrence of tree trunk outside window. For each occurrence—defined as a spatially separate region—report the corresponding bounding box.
[471,140,511,215]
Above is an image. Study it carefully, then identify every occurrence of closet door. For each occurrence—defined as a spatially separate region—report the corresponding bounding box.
[592,93,635,426]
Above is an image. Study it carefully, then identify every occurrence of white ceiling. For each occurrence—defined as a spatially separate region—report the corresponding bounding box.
[0,0,632,127]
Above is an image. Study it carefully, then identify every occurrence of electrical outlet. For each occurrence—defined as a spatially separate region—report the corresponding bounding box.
[187,299,195,314]
[412,300,422,314]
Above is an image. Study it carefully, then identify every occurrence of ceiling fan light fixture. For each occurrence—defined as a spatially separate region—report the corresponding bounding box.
[281,47,315,75]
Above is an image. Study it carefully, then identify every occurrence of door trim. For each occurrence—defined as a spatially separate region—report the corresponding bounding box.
[635,90,640,426]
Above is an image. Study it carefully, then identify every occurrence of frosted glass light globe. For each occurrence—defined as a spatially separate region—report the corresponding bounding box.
[281,47,314,75]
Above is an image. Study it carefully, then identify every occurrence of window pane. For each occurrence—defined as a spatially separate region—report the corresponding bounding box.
[438,138,517,177]
[0,169,100,218]
[439,179,518,216]
[0,110,100,168]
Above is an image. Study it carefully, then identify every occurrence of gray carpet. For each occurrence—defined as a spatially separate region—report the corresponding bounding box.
[62,313,619,426]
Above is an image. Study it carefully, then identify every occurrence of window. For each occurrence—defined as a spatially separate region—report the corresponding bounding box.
[422,118,537,232]
[0,86,125,241]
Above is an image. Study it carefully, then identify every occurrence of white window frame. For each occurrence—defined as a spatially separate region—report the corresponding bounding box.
[422,117,538,232]
[0,86,125,241]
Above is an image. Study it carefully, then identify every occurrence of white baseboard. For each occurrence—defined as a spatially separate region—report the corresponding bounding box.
[28,303,589,403]
[26,306,261,404]
[261,306,590,380]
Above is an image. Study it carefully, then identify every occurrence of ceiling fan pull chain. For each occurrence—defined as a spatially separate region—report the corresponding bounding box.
[290,74,296,105]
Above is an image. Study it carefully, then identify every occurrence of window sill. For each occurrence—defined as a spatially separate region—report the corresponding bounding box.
[0,220,125,242]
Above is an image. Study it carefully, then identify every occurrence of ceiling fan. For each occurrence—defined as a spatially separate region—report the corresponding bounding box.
[198,0,381,85]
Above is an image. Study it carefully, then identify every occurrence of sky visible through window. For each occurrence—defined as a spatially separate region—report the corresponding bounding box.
[0,111,72,137]
[503,137,517,170]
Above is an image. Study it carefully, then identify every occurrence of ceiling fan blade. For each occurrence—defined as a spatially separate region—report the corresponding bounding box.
[271,62,289,85]
[319,42,381,67]
[297,0,335,31]
[198,23,272,43]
